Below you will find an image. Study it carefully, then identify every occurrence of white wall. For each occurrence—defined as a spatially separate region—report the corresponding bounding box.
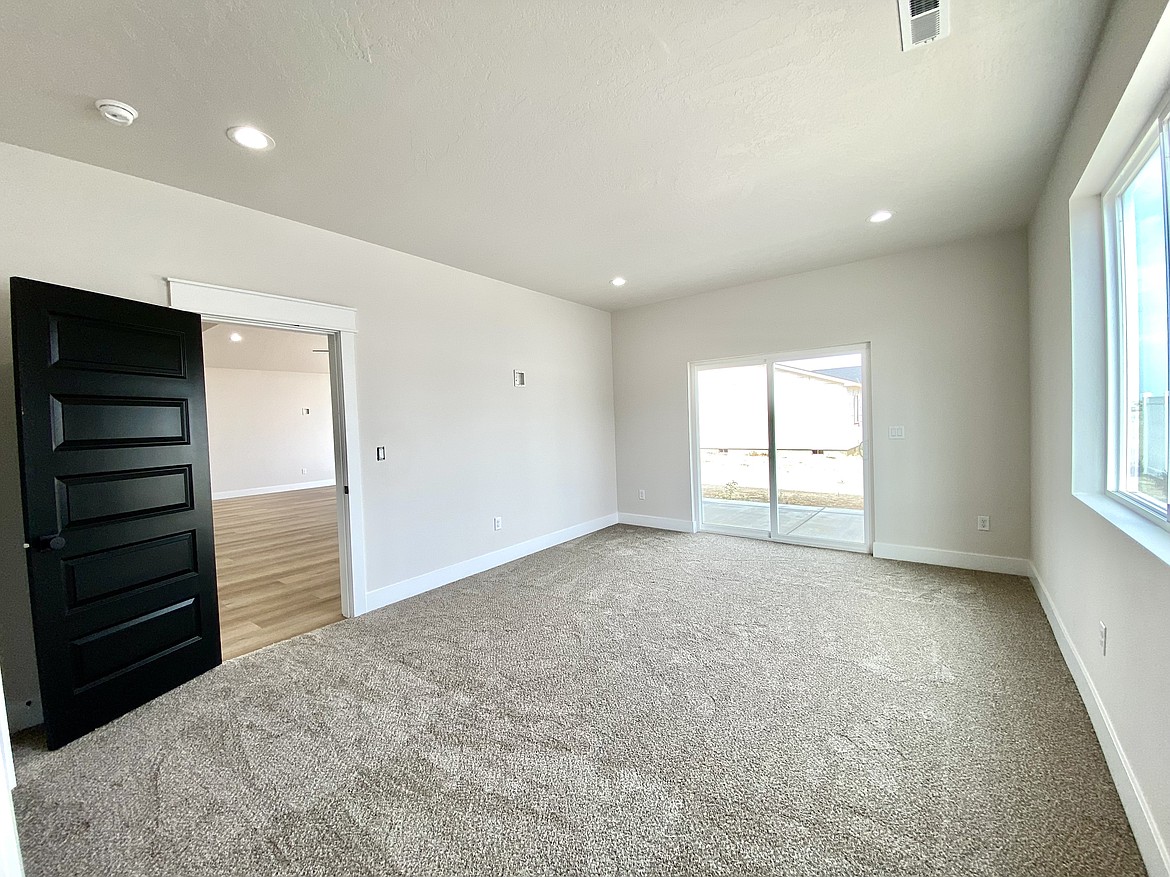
[1029,1,1170,872]
[205,367,335,497]
[0,142,617,730]
[612,230,1032,564]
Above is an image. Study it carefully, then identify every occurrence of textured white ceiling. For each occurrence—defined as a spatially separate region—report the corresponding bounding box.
[0,1,1109,309]
[202,323,330,374]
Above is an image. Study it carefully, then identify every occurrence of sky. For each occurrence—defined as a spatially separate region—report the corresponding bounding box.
[1127,148,1169,397]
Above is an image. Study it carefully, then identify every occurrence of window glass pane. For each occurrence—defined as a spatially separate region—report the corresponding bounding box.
[696,365,769,531]
[1119,147,1169,506]
[773,354,865,545]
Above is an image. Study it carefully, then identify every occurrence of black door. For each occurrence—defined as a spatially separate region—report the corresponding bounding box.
[10,277,221,749]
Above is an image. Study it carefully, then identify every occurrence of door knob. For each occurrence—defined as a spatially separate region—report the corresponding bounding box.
[33,535,66,551]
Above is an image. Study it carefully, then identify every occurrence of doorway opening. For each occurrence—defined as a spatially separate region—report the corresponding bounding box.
[201,321,343,659]
[690,344,873,552]
[167,278,368,622]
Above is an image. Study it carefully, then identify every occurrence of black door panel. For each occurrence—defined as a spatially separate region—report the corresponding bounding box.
[63,531,199,607]
[70,596,203,691]
[49,313,188,377]
[11,276,220,748]
[56,465,195,527]
[50,395,191,449]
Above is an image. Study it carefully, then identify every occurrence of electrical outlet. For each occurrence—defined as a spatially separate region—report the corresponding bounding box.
[493,516,503,531]
[977,515,990,531]
[1100,622,1107,657]
[301,467,308,475]
[638,489,646,500]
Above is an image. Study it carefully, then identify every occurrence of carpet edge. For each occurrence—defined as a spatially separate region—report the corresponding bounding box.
[1030,562,1170,877]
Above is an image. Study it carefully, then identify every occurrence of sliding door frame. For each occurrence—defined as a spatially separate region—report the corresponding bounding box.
[689,342,874,554]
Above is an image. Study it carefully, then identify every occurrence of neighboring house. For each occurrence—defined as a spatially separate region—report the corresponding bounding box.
[697,364,862,455]
[772,365,862,453]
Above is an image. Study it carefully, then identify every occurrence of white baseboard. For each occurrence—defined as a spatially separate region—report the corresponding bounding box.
[1029,563,1169,877]
[616,513,697,533]
[212,480,335,500]
[872,542,1031,576]
[364,513,619,613]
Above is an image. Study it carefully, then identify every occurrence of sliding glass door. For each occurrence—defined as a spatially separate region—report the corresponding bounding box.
[693,345,871,552]
[695,364,771,535]
[772,351,867,547]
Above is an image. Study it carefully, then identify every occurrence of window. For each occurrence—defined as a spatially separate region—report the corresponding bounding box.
[1107,120,1170,525]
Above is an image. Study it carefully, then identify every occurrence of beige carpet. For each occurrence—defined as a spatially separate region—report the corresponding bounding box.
[11,525,1146,876]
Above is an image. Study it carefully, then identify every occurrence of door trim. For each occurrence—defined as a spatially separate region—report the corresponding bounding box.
[166,279,367,617]
[688,343,874,553]
[0,670,24,877]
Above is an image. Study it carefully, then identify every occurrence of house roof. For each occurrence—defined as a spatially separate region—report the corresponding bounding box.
[774,363,861,389]
[811,366,864,385]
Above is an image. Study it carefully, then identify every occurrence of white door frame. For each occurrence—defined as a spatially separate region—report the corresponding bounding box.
[689,342,874,554]
[0,669,25,877]
[167,279,367,617]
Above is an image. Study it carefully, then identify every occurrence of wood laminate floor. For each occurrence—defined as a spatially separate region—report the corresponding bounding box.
[212,486,344,660]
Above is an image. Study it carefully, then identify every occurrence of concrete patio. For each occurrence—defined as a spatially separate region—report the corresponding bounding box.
[701,499,865,544]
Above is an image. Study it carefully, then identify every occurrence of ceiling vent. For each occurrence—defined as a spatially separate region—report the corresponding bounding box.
[898,0,950,51]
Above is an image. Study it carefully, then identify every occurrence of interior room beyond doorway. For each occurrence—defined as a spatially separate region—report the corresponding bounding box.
[201,321,343,659]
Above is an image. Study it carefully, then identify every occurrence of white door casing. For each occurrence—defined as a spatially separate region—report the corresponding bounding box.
[167,278,368,616]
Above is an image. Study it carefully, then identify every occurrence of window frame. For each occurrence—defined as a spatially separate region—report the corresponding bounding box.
[1103,111,1170,531]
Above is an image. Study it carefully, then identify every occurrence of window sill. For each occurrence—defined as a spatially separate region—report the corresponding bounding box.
[1074,491,1170,567]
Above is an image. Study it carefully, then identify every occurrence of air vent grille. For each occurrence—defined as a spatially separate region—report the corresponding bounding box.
[910,10,941,43]
[899,0,950,51]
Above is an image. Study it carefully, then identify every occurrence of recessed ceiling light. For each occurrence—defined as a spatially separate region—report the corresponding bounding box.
[226,125,275,152]
[868,209,894,223]
[611,277,627,287]
[95,99,138,127]
[229,332,243,343]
